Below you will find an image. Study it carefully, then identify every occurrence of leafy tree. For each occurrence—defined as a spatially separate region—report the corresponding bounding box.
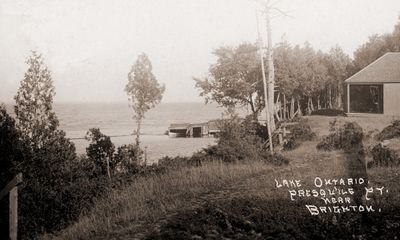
[85,128,115,179]
[194,43,264,119]
[14,52,59,149]
[324,46,352,109]
[274,41,302,118]
[125,53,165,147]
[13,51,77,238]
[353,19,400,71]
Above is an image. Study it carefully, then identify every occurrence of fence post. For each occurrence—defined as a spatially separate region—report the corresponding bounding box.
[0,173,22,240]
[9,187,18,240]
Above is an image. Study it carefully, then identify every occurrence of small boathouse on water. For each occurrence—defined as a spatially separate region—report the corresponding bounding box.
[168,120,221,138]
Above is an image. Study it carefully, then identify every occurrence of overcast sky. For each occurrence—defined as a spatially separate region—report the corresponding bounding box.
[1,0,399,103]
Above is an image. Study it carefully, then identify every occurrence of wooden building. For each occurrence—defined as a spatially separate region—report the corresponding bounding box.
[168,120,221,138]
[345,52,400,116]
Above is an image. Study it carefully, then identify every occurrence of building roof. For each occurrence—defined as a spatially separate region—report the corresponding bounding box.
[345,52,400,84]
[169,123,190,130]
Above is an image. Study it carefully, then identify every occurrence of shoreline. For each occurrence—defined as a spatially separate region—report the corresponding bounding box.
[72,135,217,164]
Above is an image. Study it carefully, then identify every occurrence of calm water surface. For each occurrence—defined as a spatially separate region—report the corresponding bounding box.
[6,102,248,163]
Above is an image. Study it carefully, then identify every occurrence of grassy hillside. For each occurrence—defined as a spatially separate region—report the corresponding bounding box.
[45,116,400,239]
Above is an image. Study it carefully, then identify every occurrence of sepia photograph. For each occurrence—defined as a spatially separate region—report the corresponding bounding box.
[1,0,400,239]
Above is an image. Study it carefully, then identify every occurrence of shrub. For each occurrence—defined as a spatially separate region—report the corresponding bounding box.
[317,122,364,152]
[85,128,115,177]
[282,120,316,151]
[213,116,266,162]
[158,156,194,169]
[375,120,400,141]
[259,152,290,166]
[16,131,78,238]
[183,114,289,165]
[311,108,347,116]
[369,144,400,168]
[282,136,300,151]
[289,120,316,141]
[114,144,143,173]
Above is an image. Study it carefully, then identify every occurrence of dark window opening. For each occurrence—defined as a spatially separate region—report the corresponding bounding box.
[350,84,383,114]
[192,127,202,138]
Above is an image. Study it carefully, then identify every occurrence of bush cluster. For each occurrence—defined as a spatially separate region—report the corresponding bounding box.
[310,108,347,116]
[375,120,400,141]
[369,143,400,168]
[187,115,288,166]
[317,122,364,151]
[282,120,316,151]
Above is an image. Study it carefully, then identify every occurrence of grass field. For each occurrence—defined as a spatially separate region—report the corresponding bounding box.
[45,116,400,240]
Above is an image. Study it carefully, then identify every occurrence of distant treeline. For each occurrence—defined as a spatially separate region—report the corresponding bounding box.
[195,19,400,120]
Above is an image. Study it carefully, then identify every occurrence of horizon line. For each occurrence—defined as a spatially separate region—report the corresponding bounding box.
[1,100,210,105]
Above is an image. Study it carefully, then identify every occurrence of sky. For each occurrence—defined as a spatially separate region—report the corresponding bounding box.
[1,0,399,103]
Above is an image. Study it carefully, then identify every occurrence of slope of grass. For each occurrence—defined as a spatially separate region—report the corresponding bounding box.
[46,116,400,239]
[45,161,280,239]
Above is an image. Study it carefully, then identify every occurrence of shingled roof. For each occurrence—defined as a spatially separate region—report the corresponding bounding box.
[345,52,400,84]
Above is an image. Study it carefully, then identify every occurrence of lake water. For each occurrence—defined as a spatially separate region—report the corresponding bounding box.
[5,102,249,163]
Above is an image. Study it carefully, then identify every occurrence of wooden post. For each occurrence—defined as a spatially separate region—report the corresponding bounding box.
[9,187,18,240]
[278,132,283,145]
[347,84,350,113]
[0,173,22,240]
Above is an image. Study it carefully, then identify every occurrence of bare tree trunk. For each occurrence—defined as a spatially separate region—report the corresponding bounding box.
[275,97,281,122]
[283,94,287,120]
[256,11,273,154]
[297,98,302,116]
[337,84,343,109]
[106,158,111,181]
[249,95,258,121]
[276,93,281,120]
[290,97,295,119]
[135,119,141,146]
[266,4,276,131]
[328,87,333,108]
[317,95,321,110]
[310,97,315,111]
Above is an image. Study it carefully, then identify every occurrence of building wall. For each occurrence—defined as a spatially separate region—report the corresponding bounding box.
[384,83,400,116]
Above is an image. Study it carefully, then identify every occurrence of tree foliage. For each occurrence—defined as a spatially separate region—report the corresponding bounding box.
[196,40,354,120]
[14,51,59,149]
[194,43,264,117]
[12,52,78,238]
[114,144,143,173]
[85,128,115,179]
[125,53,165,146]
[324,46,352,108]
[353,19,400,71]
